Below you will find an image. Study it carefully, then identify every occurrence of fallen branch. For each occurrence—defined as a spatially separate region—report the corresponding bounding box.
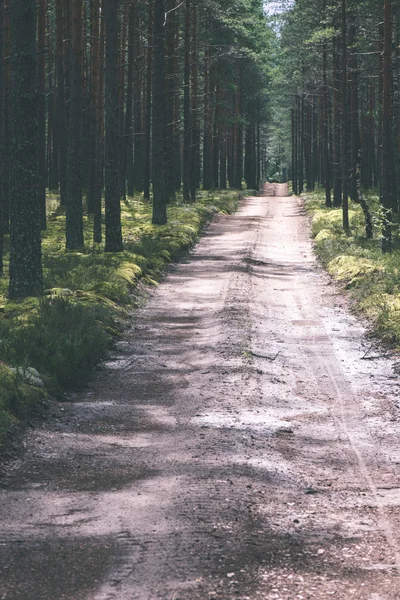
[251,351,281,361]
[361,346,389,360]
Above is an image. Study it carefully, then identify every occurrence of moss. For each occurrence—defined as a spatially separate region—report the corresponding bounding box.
[327,255,382,287]
[0,189,242,444]
[304,190,400,350]
[0,363,48,448]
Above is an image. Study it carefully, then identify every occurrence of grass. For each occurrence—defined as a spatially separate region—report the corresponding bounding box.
[0,189,242,446]
[303,188,400,350]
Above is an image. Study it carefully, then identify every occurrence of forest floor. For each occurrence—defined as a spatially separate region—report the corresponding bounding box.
[1,184,400,600]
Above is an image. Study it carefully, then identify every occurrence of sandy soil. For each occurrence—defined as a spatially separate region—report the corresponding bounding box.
[1,184,400,600]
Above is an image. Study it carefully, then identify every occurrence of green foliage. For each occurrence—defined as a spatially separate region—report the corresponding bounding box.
[0,363,47,447]
[305,190,400,349]
[0,296,114,390]
[0,190,241,441]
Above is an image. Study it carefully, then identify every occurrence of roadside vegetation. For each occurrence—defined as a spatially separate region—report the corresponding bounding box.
[304,189,400,350]
[0,190,241,447]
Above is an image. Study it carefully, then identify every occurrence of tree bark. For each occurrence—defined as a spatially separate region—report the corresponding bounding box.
[143,1,153,201]
[0,0,4,276]
[104,0,123,251]
[37,0,47,229]
[124,4,134,198]
[152,0,168,223]
[133,2,144,194]
[66,0,84,250]
[341,0,350,233]
[9,0,43,298]
[381,0,393,252]
[183,0,192,201]
[322,38,331,206]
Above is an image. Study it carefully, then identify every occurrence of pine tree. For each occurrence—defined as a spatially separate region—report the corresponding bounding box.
[104,0,123,251]
[9,0,43,298]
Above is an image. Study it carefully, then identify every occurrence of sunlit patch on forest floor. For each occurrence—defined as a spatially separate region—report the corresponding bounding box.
[303,189,400,354]
[0,191,242,447]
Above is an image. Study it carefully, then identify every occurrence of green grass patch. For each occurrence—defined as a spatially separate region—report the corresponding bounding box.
[304,189,400,349]
[0,190,241,446]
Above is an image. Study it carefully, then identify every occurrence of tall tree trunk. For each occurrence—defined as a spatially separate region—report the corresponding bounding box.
[9,0,43,298]
[87,0,100,215]
[143,1,152,201]
[323,38,331,206]
[381,0,394,252]
[292,107,298,195]
[66,0,84,250]
[118,0,128,198]
[233,67,243,189]
[341,0,350,232]
[133,2,144,194]
[55,0,67,206]
[297,95,304,194]
[104,0,123,251]
[349,17,360,203]
[124,4,134,198]
[203,47,213,190]
[152,0,168,223]
[377,23,384,189]
[191,3,200,194]
[93,0,105,243]
[333,29,342,207]
[48,24,58,192]
[165,0,178,200]
[37,0,47,229]
[183,0,192,201]
[0,0,4,276]
[3,0,10,227]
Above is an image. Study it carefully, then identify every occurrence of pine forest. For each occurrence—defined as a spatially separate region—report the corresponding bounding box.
[1,2,400,596]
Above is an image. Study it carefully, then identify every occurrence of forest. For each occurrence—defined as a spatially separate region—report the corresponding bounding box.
[1,2,400,598]
[278,0,400,247]
[0,0,272,298]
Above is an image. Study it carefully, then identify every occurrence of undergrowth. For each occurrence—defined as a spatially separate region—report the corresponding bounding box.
[304,189,400,350]
[0,190,241,446]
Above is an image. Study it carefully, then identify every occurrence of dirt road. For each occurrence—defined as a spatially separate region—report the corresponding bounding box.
[1,184,400,600]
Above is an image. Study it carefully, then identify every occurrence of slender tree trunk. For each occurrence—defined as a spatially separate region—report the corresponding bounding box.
[333,29,342,207]
[55,0,67,206]
[143,1,153,201]
[341,0,350,232]
[104,0,123,251]
[152,0,168,223]
[381,0,393,252]
[292,107,298,195]
[66,0,84,250]
[377,23,384,190]
[183,0,192,201]
[118,0,128,198]
[0,0,4,276]
[48,26,58,192]
[93,0,105,243]
[191,3,200,194]
[87,0,100,215]
[233,68,243,189]
[124,4,134,198]
[213,79,220,189]
[203,47,213,190]
[37,0,47,229]
[323,39,331,206]
[133,3,144,194]
[297,95,304,194]
[349,17,360,203]
[3,0,10,227]
[165,0,177,201]
[9,0,43,298]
